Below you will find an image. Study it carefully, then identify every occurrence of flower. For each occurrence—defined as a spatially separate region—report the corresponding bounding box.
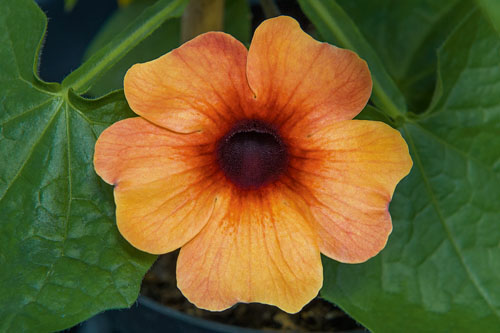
[94,16,412,313]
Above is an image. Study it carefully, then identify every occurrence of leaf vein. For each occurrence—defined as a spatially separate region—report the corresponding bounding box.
[0,97,64,202]
[403,124,500,320]
[0,97,53,125]
[411,122,500,182]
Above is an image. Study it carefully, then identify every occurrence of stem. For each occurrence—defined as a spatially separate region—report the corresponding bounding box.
[62,0,188,94]
[181,0,225,43]
[259,0,280,18]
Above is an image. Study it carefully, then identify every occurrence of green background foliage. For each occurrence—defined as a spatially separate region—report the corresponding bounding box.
[85,0,250,96]
[0,0,186,330]
[1,0,499,331]
[300,0,500,331]
[337,0,473,112]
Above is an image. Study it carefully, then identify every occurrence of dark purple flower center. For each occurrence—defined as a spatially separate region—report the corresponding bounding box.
[217,120,287,190]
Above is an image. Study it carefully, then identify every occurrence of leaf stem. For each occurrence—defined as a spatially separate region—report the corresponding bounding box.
[62,0,188,94]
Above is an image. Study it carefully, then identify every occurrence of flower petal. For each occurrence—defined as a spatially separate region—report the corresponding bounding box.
[94,118,213,186]
[246,16,372,132]
[124,32,254,134]
[114,171,226,254]
[176,184,323,313]
[94,117,223,254]
[286,120,412,263]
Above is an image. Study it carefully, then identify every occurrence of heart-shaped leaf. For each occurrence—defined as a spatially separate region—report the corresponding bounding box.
[307,7,500,332]
[0,0,195,330]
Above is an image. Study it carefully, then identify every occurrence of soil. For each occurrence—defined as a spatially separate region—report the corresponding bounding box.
[140,252,364,332]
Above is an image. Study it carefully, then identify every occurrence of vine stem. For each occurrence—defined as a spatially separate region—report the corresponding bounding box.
[62,0,188,94]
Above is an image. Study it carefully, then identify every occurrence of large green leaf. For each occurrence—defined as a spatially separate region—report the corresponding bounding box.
[321,10,500,332]
[337,0,473,111]
[0,0,169,331]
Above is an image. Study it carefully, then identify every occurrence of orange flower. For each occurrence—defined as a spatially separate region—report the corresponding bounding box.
[94,16,412,313]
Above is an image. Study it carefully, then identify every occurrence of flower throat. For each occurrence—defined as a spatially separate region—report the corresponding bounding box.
[217,120,287,190]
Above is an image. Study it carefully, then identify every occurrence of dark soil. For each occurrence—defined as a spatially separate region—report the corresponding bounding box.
[140,252,364,332]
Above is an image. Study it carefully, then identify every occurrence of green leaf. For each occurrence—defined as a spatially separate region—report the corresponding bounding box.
[336,0,474,112]
[298,0,408,119]
[85,0,251,96]
[477,0,500,36]
[224,0,252,45]
[62,0,188,94]
[355,104,395,126]
[321,10,500,332]
[0,1,156,331]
